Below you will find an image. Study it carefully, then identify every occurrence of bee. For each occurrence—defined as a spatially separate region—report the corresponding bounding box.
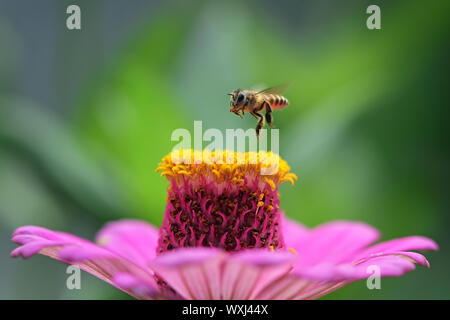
[228,83,291,137]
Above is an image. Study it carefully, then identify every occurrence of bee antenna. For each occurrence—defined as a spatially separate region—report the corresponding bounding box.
[227,93,232,96]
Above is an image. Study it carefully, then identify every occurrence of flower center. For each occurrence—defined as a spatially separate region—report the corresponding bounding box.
[156,149,297,253]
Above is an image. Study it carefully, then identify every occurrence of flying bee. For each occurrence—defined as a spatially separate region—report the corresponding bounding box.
[228,83,291,137]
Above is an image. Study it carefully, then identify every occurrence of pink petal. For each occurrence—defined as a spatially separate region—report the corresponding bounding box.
[11,225,159,299]
[113,272,159,299]
[291,263,357,281]
[150,248,296,300]
[351,250,432,278]
[258,250,431,300]
[151,248,225,300]
[292,221,380,267]
[356,236,438,260]
[276,220,438,299]
[95,219,159,269]
[281,217,309,250]
[296,281,347,300]
[351,254,417,278]
[222,250,295,300]
[290,251,432,282]
[255,273,333,300]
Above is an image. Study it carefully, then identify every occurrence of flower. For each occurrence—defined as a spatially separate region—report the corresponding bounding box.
[156,149,297,253]
[10,150,438,299]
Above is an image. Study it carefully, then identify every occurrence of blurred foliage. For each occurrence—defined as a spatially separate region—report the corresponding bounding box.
[74,2,201,223]
[0,0,449,299]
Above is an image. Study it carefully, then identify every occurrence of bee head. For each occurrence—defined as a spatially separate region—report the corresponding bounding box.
[228,90,245,109]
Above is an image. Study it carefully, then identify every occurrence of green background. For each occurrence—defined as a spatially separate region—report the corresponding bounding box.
[0,0,448,299]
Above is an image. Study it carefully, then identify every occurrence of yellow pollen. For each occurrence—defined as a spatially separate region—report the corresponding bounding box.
[269,245,274,252]
[97,236,110,246]
[156,149,298,189]
[264,178,276,190]
[289,247,298,255]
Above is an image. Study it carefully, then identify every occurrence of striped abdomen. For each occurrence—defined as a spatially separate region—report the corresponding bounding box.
[264,94,289,110]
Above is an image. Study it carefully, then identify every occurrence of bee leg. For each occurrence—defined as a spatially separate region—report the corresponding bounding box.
[251,110,264,138]
[265,103,276,128]
[233,110,243,119]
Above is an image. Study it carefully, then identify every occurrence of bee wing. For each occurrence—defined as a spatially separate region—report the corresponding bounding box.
[256,82,293,95]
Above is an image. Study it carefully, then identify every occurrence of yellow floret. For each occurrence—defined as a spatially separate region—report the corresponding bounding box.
[156,149,298,189]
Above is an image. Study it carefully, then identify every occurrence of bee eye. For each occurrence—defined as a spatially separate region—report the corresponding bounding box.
[237,93,244,102]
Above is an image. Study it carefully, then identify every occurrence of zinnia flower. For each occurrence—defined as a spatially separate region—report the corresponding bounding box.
[10,150,438,299]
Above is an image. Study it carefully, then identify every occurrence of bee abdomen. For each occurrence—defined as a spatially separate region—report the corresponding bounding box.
[268,94,289,109]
